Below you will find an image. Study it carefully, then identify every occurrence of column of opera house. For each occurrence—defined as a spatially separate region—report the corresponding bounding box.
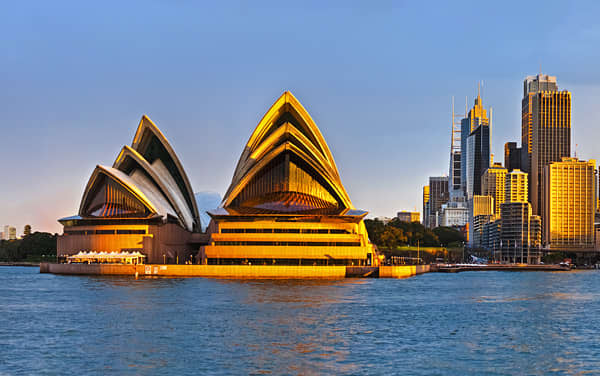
[57,92,375,266]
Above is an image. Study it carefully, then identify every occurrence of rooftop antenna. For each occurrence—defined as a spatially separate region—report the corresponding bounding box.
[575,143,578,158]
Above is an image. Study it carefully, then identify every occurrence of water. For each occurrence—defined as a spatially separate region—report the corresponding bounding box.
[1,267,599,375]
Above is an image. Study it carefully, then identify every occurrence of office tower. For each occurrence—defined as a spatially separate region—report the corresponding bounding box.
[449,99,463,201]
[7,227,16,240]
[483,219,501,252]
[397,211,420,223]
[469,195,494,247]
[521,74,571,215]
[2,225,9,240]
[504,142,521,172]
[542,158,596,250]
[461,91,490,197]
[500,202,539,263]
[481,163,507,218]
[23,225,31,237]
[530,215,542,250]
[505,170,528,203]
[422,185,430,226]
[466,125,491,198]
[428,177,449,228]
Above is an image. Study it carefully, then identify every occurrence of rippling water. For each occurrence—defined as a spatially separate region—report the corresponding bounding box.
[1,267,600,375]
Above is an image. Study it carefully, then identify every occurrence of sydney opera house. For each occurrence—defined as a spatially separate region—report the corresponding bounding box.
[57,92,374,266]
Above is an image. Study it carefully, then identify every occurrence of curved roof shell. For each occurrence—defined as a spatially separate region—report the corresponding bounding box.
[222,91,355,212]
[78,116,200,231]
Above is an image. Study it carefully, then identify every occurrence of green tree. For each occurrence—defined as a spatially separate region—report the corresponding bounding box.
[433,226,465,247]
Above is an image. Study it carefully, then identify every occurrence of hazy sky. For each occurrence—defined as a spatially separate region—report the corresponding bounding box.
[2,1,600,234]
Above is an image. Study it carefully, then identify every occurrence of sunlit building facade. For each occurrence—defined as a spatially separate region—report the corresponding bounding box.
[481,163,507,219]
[422,185,430,226]
[542,158,596,250]
[468,195,494,247]
[505,170,528,203]
[57,116,202,264]
[397,211,420,223]
[461,92,489,197]
[521,74,571,215]
[200,92,374,266]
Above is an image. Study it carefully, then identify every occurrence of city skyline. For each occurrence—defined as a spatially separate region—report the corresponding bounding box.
[3,1,600,234]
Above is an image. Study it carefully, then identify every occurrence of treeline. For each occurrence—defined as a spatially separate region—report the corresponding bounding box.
[0,232,57,262]
[364,218,465,250]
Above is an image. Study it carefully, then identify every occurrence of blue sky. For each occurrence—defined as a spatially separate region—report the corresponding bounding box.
[2,1,600,234]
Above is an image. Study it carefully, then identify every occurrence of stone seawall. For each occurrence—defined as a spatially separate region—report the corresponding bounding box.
[41,263,349,279]
[40,263,433,279]
[378,265,431,278]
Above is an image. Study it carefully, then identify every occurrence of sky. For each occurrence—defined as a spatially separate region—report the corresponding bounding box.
[1,0,600,235]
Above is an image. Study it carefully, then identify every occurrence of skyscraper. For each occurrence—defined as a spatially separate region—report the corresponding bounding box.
[505,170,528,203]
[500,202,539,263]
[466,123,491,198]
[469,195,494,247]
[504,142,521,172]
[481,163,508,218]
[521,74,571,215]
[428,176,449,228]
[461,91,489,197]
[542,158,596,250]
[422,185,430,226]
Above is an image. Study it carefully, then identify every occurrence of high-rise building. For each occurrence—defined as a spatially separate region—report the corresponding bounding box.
[466,125,491,199]
[422,185,430,226]
[521,74,571,215]
[427,177,449,228]
[2,226,17,241]
[2,225,10,240]
[24,225,31,237]
[483,219,501,252]
[481,163,507,218]
[500,202,539,264]
[397,211,420,223]
[7,227,16,240]
[469,195,494,247]
[505,170,528,203]
[461,92,490,197]
[542,158,596,250]
[504,142,521,172]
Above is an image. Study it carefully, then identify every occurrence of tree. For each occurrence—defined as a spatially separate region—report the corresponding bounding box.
[364,218,386,245]
[433,226,465,247]
[380,226,407,250]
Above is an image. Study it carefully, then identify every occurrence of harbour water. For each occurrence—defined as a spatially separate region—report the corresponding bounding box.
[1,267,599,375]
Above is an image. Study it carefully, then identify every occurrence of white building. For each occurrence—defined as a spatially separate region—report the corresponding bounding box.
[440,201,468,227]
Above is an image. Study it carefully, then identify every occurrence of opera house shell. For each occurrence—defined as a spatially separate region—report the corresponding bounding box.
[57,116,202,264]
[201,92,374,266]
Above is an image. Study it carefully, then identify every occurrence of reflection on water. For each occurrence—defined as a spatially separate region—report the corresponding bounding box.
[1,268,600,375]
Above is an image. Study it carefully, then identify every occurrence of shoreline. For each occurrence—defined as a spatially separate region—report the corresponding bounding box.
[39,263,431,279]
[0,262,40,267]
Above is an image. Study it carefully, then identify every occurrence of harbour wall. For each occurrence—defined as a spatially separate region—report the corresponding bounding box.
[40,263,431,279]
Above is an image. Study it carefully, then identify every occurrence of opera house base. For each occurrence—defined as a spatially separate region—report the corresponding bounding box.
[40,263,431,279]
